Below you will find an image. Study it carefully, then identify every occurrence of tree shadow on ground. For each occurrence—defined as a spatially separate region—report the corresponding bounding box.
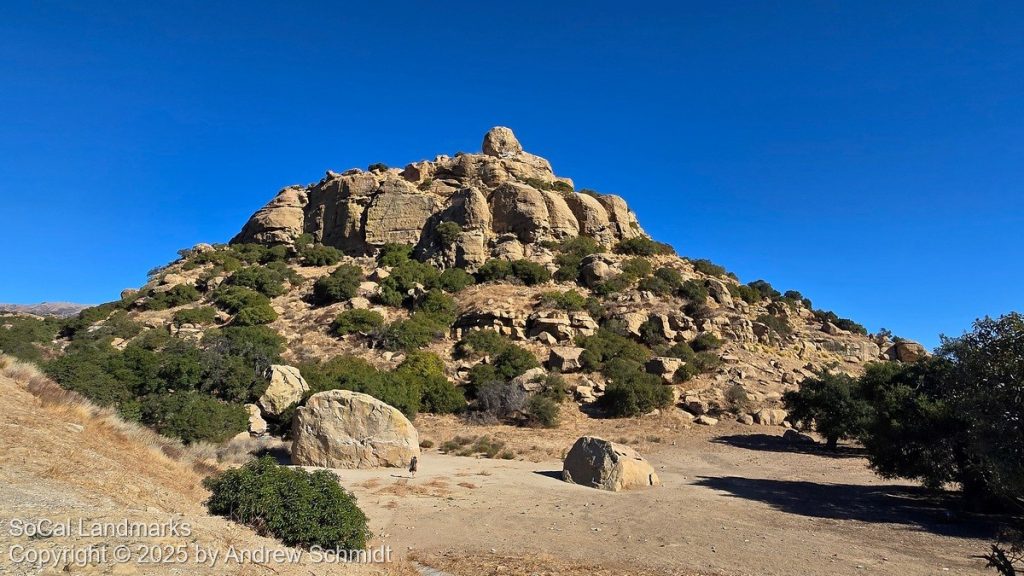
[253,445,292,465]
[712,433,866,459]
[695,475,996,539]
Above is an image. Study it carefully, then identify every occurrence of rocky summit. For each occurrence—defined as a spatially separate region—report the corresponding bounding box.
[233,127,643,269]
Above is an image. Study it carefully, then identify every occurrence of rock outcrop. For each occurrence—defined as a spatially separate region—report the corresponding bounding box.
[232,127,645,269]
[562,436,660,491]
[291,390,420,469]
[257,365,309,416]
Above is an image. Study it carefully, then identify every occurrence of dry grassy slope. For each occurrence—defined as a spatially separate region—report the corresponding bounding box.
[0,358,414,576]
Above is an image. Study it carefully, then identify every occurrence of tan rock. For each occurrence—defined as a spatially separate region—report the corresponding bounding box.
[564,193,613,242]
[364,180,442,245]
[257,365,309,416]
[892,340,928,363]
[540,191,580,239]
[490,182,550,243]
[548,346,586,373]
[291,390,419,469]
[482,126,523,158]
[562,436,660,492]
[245,404,267,436]
[232,185,308,244]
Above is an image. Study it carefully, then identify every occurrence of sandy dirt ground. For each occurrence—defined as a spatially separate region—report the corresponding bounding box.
[330,419,996,576]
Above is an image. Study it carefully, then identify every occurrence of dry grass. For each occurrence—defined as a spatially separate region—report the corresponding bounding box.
[412,550,705,576]
[374,477,451,498]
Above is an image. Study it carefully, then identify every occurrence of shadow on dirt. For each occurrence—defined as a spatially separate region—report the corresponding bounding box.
[695,475,995,539]
[712,433,866,459]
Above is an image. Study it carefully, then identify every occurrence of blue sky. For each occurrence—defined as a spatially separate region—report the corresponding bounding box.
[1,1,1021,348]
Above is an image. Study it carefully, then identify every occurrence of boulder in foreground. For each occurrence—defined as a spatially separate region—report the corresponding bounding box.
[562,436,660,491]
[291,390,419,468]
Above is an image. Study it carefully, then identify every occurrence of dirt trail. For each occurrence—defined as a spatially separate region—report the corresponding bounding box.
[334,424,994,576]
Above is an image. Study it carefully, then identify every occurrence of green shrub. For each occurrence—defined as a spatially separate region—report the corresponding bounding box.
[455,330,511,359]
[299,244,343,266]
[232,303,277,326]
[691,258,728,278]
[678,280,709,303]
[378,260,441,307]
[331,309,384,336]
[225,265,291,298]
[746,279,781,301]
[204,456,370,550]
[438,268,475,292]
[526,395,560,427]
[379,312,447,352]
[213,286,268,313]
[140,391,247,444]
[478,259,550,286]
[550,236,602,282]
[614,237,674,256]
[638,318,668,347]
[367,162,388,172]
[691,333,724,352]
[143,284,201,311]
[725,384,753,414]
[783,370,869,449]
[598,359,671,417]
[539,289,587,311]
[412,290,457,324]
[173,306,219,326]
[550,180,574,192]
[577,328,652,372]
[377,243,412,267]
[591,275,634,298]
[620,257,653,279]
[312,265,363,305]
[756,313,793,337]
[0,314,60,362]
[492,344,540,380]
[732,284,762,304]
[435,221,462,246]
[813,309,868,335]
[638,266,682,295]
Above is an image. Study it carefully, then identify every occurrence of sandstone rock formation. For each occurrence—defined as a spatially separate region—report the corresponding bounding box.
[562,436,660,491]
[257,365,309,416]
[232,127,645,269]
[291,389,419,469]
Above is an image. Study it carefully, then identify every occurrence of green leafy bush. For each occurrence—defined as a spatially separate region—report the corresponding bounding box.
[378,260,440,306]
[756,313,793,337]
[143,284,201,311]
[813,309,868,335]
[204,456,369,550]
[549,236,602,282]
[783,370,869,449]
[678,280,709,303]
[0,314,60,362]
[331,309,384,336]
[213,286,268,313]
[598,358,672,417]
[455,330,513,359]
[232,304,277,326]
[299,244,343,266]
[435,221,462,246]
[367,162,389,172]
[577,328,652,373]
[225,265,292,298]
[478,259,551,286]
[312,265,363,305]
[172,306,218,326]
[140,391,247,444]
[526,395,560,427]
[412,290,457,324]
[438,268,475,292]
[379,312,448,352]
[539,289,587,311]
[691,258,728,278]
[620,257,653,279]
[614,237,674,256]
[746,279,781,301]
[377,243,413,267]
[691,333,724,352]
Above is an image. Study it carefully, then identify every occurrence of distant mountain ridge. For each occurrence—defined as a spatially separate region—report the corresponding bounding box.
[0,302,90,318]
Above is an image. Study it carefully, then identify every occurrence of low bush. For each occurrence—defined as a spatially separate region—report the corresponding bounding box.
[691,258,728,278]
[620,257,653,279]
[378,312,448,352]
[172,306,218,326]
[204,456,369,550]
[225,265,292,298]
[0,314,60,362]
[331,309,384,336]
[435,221,462,247]
[140,391,248,444]
[367,162,388,172]
[299,244,343,266]
[438,268,475,293]
[549,236,602,282]
[142,284,201,311]
[455,330,512,359]
[312,265,363,305]
[756,313,793,337]
[477,259,551,286]
[577,328,652,373]
[377,243,412,267]
[598,358,672,417]
[813,309,868,335]
[678,280,709,303]
[378,260,440,307]
[691,333,724,352]
[526,395,560,427]
[232,304,277,326]
[539,289,587,311]
[614,237,674,256]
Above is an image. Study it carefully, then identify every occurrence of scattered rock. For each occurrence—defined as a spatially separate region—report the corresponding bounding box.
[562,436,660,492]
[257,365,310,416]
[245,404,267,436]
[783,429,816,445]
[291,390,420,468]
[694,415,719,426]
[548,346,585,373]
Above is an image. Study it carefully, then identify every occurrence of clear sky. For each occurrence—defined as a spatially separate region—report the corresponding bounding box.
[1,2,1021,349]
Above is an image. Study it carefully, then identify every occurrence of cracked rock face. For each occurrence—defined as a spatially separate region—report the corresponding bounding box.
[231,127,645,269]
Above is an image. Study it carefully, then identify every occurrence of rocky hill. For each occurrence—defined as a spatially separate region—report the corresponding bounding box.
[0,302,88,318]
[18,127,928,448]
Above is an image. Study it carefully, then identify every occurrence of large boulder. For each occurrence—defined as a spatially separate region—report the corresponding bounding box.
[232,186,308,244]
[257,365,309,416]
[562,436,660,492]
[548,346,585,373]
[364,180,442,245]
[891,340,929,363]
[482,126,523,158]
[291,390,420,469]
[489,182,550,243]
